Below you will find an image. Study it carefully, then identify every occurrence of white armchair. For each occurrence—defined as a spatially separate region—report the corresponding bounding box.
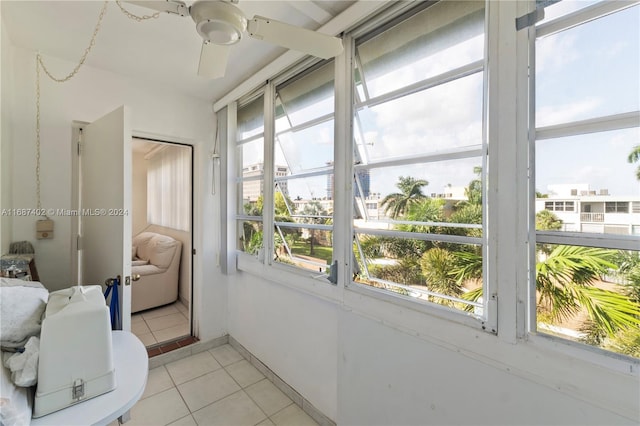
[131,232,182,313]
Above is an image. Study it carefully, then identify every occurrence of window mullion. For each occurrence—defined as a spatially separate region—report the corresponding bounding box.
[487,0,528,340]
[263,82,276,265]
[526,1,538,338]
[334,34,355,289]
[222,103,236,274]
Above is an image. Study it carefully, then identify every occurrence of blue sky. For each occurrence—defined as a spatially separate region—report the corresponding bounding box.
[536,3,639,197]
[244,1,640,202]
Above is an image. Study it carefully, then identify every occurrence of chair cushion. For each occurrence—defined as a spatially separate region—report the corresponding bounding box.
[133,232,156,260]
[131,259,149,267]
[131,264,163,276]
[132,232,179,270]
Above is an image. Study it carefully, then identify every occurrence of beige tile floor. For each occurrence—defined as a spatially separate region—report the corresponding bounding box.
[108,344,319,426]
[132,301,190,347]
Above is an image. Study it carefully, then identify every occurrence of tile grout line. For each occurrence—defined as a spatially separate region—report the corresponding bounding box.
[143,335,333,425]
[228,336,336,426]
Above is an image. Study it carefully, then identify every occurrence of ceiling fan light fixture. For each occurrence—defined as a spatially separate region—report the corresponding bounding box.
[198,20,242,44]
[190,1,247,45]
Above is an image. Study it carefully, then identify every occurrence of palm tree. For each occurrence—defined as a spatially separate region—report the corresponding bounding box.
[299,201,329,255]
[628,145,640,180]
[420,248,463,302]
[380,176,428,219]
[464,166,483,206]
[458,245,640,339]
[536,209,563,231]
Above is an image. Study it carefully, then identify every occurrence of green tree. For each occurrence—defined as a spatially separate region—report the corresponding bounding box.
[464,166,482,206]
[457,245,640,344]
[274,191,295,218]
[628,145,640,180]
[536,209,563,231]
[380,176,428,219]
[420,248,463,301]
[300,201,329,255]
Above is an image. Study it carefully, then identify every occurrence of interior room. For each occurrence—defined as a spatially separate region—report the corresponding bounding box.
[130,138,193,348]
[1,1,639,425]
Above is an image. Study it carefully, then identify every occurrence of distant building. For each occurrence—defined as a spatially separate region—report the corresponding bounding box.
[536,185,640,235]
[242,163,289,203]
[325,163,370,200]
[355,169,371,199]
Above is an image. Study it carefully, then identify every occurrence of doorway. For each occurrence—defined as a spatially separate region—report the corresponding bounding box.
[130,138,194,348]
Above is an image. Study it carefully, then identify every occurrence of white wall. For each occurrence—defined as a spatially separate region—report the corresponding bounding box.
[227,271,338,420]
[0,12,14,254]
[5,45,227,340]
[338,310,636,425]
[228,268,639,425]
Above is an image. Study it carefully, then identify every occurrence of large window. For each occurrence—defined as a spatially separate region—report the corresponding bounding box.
[236,94,265,255]
[534,1,640,357]
[272,62,335,274]
[351,1,487,318]
[225,0,640,361]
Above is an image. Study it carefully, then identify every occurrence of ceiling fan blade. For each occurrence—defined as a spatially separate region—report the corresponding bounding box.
[198,42,229,79]
[125,1,188,17]
[247,16,343,59]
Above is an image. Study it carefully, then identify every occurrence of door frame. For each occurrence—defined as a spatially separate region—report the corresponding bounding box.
[71,125,199,339]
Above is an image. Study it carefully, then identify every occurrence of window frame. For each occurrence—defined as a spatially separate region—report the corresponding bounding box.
[235,89,267,258]
[345,0,494,332]
[222,0,640,367]
[528,0,640,355]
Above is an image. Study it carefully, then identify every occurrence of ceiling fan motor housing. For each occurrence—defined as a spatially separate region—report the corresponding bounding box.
[190,1,247,45]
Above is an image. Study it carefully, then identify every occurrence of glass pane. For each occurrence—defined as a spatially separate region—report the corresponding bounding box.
[354,235,483,315]
[274,225,332,273]
[357,158,483,226]
[538,0,601,25]
[536,5,640,127]
[357,1,484,99]
[535,128,640,234]
[239,138,264,170]
[277,62,335,126]
[534,244,640,358]
[276,120,334,174]
[240,179,263,214]
[355,72,483,163]
[279,175,333,204]
[237,95,264,140]
[238,220,263,254]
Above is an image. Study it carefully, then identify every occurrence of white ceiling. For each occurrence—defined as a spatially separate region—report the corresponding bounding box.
[1,0,355,102]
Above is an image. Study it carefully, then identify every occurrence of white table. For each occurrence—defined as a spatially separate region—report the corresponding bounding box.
[32,331,148,426]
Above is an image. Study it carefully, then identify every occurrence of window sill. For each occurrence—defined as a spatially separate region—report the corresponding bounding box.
[236,253,342,304]
[526,331,640,376]
[345,281,488,333]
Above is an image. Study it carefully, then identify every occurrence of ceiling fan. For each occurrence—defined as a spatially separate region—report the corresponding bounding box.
[127,0,344,79]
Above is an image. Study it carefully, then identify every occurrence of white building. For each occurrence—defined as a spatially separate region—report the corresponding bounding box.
[536,185,640,235]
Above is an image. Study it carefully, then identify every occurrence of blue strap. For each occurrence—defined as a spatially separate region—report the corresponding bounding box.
[103,278,121,330]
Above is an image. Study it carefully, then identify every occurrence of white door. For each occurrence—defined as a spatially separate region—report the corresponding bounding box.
[79,106,132,332]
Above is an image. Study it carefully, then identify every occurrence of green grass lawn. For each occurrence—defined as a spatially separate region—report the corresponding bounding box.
[290,241,333,264]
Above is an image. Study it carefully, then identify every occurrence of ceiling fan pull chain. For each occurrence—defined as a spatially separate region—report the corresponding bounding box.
[116,1,161,22]
[34,0,108,216]
[37,1,109,83]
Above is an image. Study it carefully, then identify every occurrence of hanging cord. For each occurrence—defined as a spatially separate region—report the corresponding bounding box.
[115,0,161,21]
[35,1,109,216]
[35,0,160,213]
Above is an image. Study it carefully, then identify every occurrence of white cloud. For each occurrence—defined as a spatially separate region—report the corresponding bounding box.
[536,98,601,127]
[536,32,580,75]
